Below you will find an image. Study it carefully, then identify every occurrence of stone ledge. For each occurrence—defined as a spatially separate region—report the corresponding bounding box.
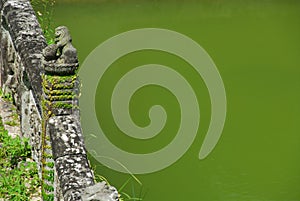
[44,62,79,76]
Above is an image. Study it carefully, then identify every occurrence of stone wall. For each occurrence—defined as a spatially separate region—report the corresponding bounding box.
[0,0,119,200]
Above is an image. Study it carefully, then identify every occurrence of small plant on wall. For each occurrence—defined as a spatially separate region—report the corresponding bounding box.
[30,0,56,44]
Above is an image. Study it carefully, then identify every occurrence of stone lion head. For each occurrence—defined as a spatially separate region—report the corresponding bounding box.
[55,26,72,47]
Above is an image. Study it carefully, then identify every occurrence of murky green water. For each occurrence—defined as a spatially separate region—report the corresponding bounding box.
[53,1,300,200]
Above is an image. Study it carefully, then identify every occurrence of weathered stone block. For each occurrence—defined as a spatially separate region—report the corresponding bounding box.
[81,182,119,201]
[2,0,47,106]
[47,115,87,159]
[55,154,95,196]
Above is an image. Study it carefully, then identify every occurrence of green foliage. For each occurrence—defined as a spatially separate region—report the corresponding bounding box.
[43,74,77,85]
[0,88,13,102]
[47,94,75,101]
[42,74,77,90]
[118,178,145,201]
[52,102,75,109]
[42,190,54,201]
[30,0,56,44]
[0,117,40,200]
[5,120,19,127]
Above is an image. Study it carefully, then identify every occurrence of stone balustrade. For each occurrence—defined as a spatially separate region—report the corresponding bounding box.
[0,0,119,200]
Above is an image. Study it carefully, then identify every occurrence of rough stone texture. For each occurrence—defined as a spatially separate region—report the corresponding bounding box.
[0,26,25,109]
[42,33,95,200]
[44,62,79,76]
[47,115,95,200]
[42,72,120,201]
[48,115,87,160]
[0,97,20,138]
[21,90,43,176]
[1,0,47,108]
[54,167,65,201]
[43,26,78,65]
[55,154,94,197]
[81,182,119,201]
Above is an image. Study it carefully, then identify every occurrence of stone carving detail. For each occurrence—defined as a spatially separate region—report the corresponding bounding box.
[43,26,78,64]
[41,26,81,200]
[41,26,119,201]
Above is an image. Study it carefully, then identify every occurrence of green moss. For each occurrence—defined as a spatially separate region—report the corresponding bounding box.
[42,190,54,201]
[0,88,13,102]
[45,162,55,168]
[52,102,75,109]
[40,64,79,201]
[44,145,52,150]
[44,89,75,96]
[5,120,19,126]
[43,174,54,183]
[43,183,54,192]
[45,135,51,141]
[48,94,76,101]
[43,169,54,183]
[43,153,53,159]
[42,74,77,92]
[43,169,54,176]
[31,1,58,199]
[44,74,77,84]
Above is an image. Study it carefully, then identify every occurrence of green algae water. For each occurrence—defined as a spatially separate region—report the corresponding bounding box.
[53,1,300,200]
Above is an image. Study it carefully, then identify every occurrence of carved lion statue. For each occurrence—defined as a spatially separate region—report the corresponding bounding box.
[43,26,78,64]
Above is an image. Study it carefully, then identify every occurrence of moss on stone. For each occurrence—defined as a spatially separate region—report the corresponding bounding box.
[52,102,74,109]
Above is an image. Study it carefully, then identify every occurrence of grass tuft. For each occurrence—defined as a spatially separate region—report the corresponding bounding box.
[0,116,40,200]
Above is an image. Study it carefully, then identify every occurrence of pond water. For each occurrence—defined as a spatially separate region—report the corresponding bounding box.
[53,1,300,200]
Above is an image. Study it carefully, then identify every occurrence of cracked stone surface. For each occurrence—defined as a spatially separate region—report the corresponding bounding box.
[81,182,120,201]
[55,154,95,197]
[1,0,47,106]
[21,90,42,176]
[47,115,87,160]
[0,97,20,138]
